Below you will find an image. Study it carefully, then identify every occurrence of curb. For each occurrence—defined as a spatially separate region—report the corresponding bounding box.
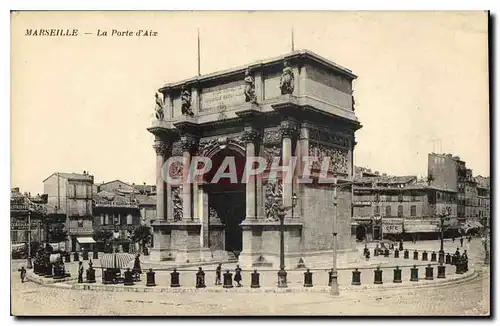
[61,268,477,294]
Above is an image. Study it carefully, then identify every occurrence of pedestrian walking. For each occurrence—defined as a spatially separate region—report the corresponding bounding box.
[215,263,222,285]
[78,261,84,283]
[462,250,469,272]
[460,236,464,247]
[452,236,455,243]
[453,248,461,266]
[18,266,26,283]
[234,265,242,287]
[468,235,472,243]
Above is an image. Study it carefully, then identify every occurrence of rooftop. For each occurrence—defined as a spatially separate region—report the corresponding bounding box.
[43,172,94,183]
[159,49,357,91]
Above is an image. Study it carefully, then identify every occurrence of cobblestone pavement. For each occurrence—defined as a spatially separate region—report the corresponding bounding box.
[11,239,490,316]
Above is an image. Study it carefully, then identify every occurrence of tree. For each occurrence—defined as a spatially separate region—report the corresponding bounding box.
[93,229,113,252]
[131,225,152,254]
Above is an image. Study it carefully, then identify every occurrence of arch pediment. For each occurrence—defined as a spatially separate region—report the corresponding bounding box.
[198,135,245,158]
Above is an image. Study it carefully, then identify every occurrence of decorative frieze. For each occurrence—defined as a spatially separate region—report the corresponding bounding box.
[172,187,183,221]
[263,128,282,144]
[308,143,349,175]
[196,135,246,157]
[308,128,350,148]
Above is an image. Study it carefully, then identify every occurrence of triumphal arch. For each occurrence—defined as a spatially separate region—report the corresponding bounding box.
[147,50,362,268]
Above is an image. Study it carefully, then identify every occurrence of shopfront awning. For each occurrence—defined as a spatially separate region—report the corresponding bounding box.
[77,237,96,244]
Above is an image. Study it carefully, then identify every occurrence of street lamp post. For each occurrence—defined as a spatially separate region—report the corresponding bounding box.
[330,177,354,296]
[275,193,298,288]
[330,178,339,296]
[438,207,451,264]
[27,210,32,269]
[482,215,489,265]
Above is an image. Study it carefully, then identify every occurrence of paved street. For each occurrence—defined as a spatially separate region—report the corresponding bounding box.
[11,238,490,316]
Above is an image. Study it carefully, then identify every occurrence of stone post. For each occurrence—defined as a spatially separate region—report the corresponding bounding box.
[243,127,260,219]
[153,137,168,220]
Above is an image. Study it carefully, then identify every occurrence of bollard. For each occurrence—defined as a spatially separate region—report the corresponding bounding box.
[410,265,419,281]
[374,248,379,257]
[328,269,333,286]
[196,267,206,288]
[437,263,446,279]
[413,250,419,260]
[384,249,389,257]
[404,249,409,259]
[170,268,180,287]
[394,249,399,259]
[425,264,434,280]
[73,252,79,262]
[422,251,428,261]
[223,270,233,288]
[393,266,402,283]
[86,267,96,283]
[82,251,88,261]
[44,264,53,278]
[455,259,464,274]
[303,269,313,287]
[445,253,451,265]
[431,251,437,262]
[251,270,260,288]
[146,268,156,287]
[93,251,99,260]
[102,269,112,285]
[64,253,71,263]
[351,268,361,286]
[374,266,383,284]
[124,268,134,286]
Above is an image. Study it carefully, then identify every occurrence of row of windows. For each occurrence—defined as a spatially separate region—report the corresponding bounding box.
[374,205,417,217]
[96,214,135,225]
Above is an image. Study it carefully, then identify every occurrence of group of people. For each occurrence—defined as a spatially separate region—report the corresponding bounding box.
[453,248,469,271]
[215,263,243,287]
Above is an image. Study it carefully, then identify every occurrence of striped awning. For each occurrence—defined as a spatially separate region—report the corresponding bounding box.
[77,237,96,244]
[99,253,134,269]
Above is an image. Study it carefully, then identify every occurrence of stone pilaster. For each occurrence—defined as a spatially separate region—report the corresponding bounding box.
[280,119,297,216]
[180,135,197,221]
[243,127,260,220]
[153,137,168,219]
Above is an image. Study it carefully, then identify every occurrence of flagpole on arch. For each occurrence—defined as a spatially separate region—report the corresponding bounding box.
[197,28,201,76]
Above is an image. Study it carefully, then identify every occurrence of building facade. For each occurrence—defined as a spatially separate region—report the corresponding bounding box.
[352,172,458,241]
[43,172,94,252]
[92,187,142,253]
[10,188,48,245]
[148,50,361,267]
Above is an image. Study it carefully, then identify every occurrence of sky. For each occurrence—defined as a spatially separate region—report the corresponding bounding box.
[11,11,489,195]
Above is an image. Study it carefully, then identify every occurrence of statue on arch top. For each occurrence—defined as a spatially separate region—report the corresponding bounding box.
[181,88,194,117]
[279,60,294,95]
[244,68,257,104]
[154,92,165,120]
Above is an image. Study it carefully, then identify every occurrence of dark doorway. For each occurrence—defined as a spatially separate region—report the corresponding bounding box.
[205,148,246,254]
[355,225,366,241]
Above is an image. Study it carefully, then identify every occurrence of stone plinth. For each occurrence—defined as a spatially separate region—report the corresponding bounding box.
[150,220,212,263]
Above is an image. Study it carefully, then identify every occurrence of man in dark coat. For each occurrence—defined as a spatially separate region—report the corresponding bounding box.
[215,263,222,285]
[462,250,468,272]
[460,236,464,247]
[234,265,242,287]
[78,261,84,283]
[19,266,26,283]
[453,248,461,265]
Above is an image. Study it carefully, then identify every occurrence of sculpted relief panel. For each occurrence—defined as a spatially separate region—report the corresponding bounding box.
[308,143,349,175]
